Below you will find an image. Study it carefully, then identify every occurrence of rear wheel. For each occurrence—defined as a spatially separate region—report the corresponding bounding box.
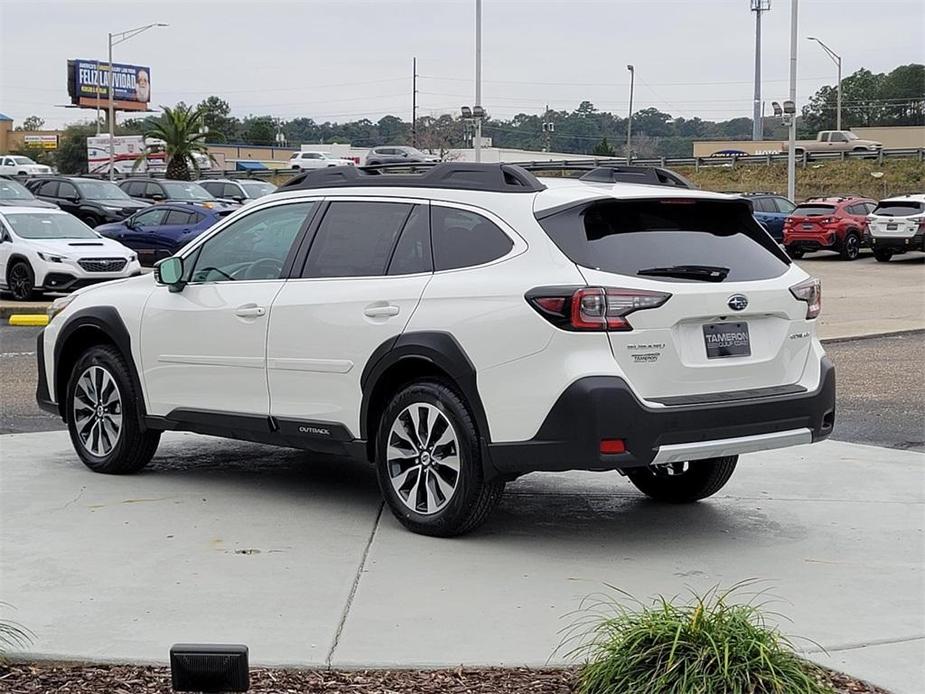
[786,245,805,259]
[66,345,160,474]
[873,247,893,263]
[625,456,738,503]
[840,231,861,260]
[7,260,36,301]
[82,214,102,228]
[375,381,504,537]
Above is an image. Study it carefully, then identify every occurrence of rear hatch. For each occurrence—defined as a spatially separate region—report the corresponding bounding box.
[787,203,837,234]
[868,200,924,239]
[536,196,815,401]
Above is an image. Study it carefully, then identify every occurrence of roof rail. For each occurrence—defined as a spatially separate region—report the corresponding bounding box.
[278,162,546,193]
[578,166,695,189]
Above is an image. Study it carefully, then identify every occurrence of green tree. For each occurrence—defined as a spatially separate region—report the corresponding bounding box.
[54,122,99,174]
[592,137,616,156]
[197,96,239,142]
[16,115,45,131]
[143,104,211,180]
[242,116,276,145]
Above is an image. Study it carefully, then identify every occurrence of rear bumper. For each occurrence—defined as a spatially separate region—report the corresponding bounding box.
[487,357,835,475]
[870,231,925,252]
[785,232,838,250]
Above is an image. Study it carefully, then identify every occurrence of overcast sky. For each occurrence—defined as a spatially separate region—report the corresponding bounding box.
[1,0,922,130]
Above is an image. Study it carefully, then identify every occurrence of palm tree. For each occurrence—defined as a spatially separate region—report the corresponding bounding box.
[143,104,211,180]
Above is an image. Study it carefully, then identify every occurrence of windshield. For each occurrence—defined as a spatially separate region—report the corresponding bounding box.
[240,182,276,198]
[0,180,35,200]
[11,156,37,165]
[872,201,925,217]
[793,204,836,216]
[74,180,132,200]
[4,212,98,239]
[162,181,213,200]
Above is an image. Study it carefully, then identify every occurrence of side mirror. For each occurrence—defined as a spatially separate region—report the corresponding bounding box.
[67,195,80,203]
[232,195,245,203]
[151,193,166,202]
[154,256,184,291]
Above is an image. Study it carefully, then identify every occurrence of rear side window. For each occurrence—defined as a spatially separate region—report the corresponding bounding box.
[873,201,924,217]
[164,210,196,225]
[752,198,774,213]
[537,198,790,283]
[793,204,836,216]
[388,205,432,275]
[37,180,59,197]
[431,206,513,271]
[303,201,411,278]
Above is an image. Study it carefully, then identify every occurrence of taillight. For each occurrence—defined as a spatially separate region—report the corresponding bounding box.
[527,286,671,331]
[790,277,821,319]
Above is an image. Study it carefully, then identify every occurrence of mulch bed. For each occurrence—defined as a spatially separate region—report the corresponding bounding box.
[0,663,891,693]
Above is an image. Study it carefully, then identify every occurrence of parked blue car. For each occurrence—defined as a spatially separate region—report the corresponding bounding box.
[96,203,234,266]
[741,193,797,242]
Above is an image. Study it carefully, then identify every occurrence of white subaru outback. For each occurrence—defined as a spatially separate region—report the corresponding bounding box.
[37,163,835,536]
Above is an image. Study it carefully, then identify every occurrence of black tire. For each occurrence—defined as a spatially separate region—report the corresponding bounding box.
[625,456,738,503]
[873,248,893,263]
[66,344,160,474]
[375,381,504,537]
[786,245,805,259]
[7,260,36,301]
[840,231,861,260]
[82,214,102,228]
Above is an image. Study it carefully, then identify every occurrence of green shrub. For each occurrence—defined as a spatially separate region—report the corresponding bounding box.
[563,585,833,694]
[0,602,33,664]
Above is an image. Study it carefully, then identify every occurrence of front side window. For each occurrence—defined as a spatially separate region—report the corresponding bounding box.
[829,132,846,142]
[58,182,78,199]
[187,202,315,282]
[223,183,242,199]
[431,206,513,271]
[240,181,276,198]
[145,182,163,198]
[537,198,789,283]
[303,201,411,278]
[773,198,796,214]
[4,212,97,239]
[36,180,59,197]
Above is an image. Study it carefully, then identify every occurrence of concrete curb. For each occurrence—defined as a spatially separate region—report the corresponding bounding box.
[821,328,924,345]
[0,305,50,320]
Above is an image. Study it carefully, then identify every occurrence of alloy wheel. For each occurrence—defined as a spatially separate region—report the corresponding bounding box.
[846,235,860,259]
[73,365,123,457]
[387,403,461,515]
[9,264,32,300]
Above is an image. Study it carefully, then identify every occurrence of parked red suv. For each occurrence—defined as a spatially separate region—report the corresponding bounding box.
[783,196,876,260]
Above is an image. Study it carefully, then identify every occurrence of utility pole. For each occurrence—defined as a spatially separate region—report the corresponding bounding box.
[626,64,635,162]
[542,104,551,152]
[474,0,482,161]
[751,0,770,141]
[411,57,418,147]
[787,0,798,201]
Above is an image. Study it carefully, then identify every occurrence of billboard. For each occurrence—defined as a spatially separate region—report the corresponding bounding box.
[23,135,59,150]
[67,59,151,112]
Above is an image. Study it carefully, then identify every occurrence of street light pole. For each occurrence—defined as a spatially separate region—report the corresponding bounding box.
[107,22,167,180]
[626,64,634,162]
[807,36,842,130]
[787,0,798,201]
[751,1,770,141]
[474,0,482,162]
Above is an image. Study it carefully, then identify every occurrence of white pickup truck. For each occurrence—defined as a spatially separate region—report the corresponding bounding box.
[0,155,53,176]
[783,130,882,156]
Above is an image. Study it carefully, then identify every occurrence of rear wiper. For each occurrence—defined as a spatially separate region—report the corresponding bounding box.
[637,265,730,282]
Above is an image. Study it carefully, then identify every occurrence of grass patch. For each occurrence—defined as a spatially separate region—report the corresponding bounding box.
[562,584,833,694]
[0,602,33,664]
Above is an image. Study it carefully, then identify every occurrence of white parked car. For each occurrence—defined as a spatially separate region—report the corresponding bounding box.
[38,164,834,537]
[866,193,925,262]
[0,207,141,300]
[289,151,355,170]
[0,155,53,176]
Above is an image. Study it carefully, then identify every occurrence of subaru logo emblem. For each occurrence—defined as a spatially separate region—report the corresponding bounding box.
[728,294,748,311]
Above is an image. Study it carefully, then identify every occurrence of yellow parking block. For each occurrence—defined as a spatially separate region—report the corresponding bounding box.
[8,314,49,327]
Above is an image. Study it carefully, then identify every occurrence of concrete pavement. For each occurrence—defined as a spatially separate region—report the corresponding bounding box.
[2,431,922,692]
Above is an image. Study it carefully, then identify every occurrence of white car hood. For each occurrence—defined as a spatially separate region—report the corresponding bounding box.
[31,236,131,258]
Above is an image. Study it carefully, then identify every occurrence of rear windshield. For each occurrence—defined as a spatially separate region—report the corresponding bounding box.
[872,201,924,217]
[537,198,790,283]
[793,204,836,216]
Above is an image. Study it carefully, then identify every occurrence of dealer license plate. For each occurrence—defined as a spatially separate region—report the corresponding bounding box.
[703,322,751,359]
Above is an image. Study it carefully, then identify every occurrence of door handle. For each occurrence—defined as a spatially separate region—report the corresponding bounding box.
[364,304,400,318]
[235,304,266,318]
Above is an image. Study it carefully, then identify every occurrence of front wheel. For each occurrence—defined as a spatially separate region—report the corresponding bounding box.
[66,345,161,474]
[873,247,893,263]
[840,231,861,260]
[625,456,738,503]
[7,260,36,301]
[375,381,504,537]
